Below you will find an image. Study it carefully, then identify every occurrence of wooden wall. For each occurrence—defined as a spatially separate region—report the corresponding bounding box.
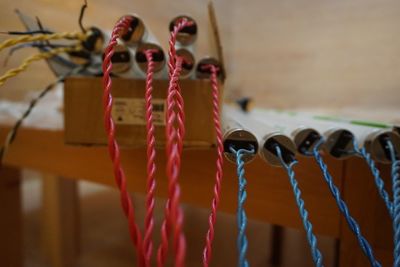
[0,0,399,123]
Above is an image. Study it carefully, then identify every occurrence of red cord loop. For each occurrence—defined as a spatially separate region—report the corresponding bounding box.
[102,15,146,267]
[157,19,192,267]
[200,64,220,73]
[174,18,195,28]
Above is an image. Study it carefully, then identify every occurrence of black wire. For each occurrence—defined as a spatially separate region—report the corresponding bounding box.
[35,16,51,46]
[0,29,53,35]
[0,65,87,165]
[78,0,88,33]
[3,43,69,67]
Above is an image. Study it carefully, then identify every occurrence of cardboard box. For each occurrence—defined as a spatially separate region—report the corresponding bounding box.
[64,1,225,148]
[64,77,222,147]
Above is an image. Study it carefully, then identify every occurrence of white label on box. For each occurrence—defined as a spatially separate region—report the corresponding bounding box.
[112,98,166,126]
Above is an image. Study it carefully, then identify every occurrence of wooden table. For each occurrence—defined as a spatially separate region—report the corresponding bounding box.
[0,106,394,266]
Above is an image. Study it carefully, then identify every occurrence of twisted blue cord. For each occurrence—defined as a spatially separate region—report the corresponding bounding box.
[353,139,393,218]
[313,139,381,267]
[275,146,324,267]
[387,140,400,267]
[230,146,254,267]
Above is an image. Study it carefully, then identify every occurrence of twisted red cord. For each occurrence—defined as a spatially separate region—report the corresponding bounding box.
[102,16,145,267]
[201,65,224,267]
[157,56,186,267]
[142,49,158,267]
[200,65,223,266]
[167,19,192,154]
[156,19,192,267]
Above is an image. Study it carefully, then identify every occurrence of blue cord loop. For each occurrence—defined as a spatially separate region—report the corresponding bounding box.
[275,145,324,267]
[352,138,394,218]
[229,146,255,267]
[386,140,400,267]
[313,139,382,267]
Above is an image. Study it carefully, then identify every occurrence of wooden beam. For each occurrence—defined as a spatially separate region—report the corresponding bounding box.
[339,158,393,266]
[1,127,343,237]
[0,166,22,267]
[41,175,80,267]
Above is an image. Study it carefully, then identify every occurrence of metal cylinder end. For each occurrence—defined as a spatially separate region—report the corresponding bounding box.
[103,41,132,74]
[195,57,223,79]
[323,128,355,159]
[176,48,195,78]
[135,43,166,74]
[120,14,146,45]
[169,15,197,46]
[293,127,322,156]
[364,130,400,164]
[261,133,297,167]
[223,129,258,164]
[82,26,104,54]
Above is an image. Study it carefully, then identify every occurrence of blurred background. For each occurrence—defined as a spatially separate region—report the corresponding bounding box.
[0,0,399,266]
[1,0,399,120]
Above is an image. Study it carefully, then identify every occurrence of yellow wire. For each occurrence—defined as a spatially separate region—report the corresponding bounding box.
[0,31,86,53]
[0,45,82,86]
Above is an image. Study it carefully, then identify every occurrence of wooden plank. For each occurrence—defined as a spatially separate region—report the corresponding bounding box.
[41,175,80,267]
[339,158,393,266]
[1,126,343,237]
[0,166,22,267]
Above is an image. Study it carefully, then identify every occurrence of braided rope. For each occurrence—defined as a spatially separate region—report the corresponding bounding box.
[229,146,254,267]
[202,65,224,267]
[0,31,86,53]
[313,139,381,267]
[387,141,400,267]
[157,56,186,267]
[167,19,191,154]
[353,139,393,218]
[157,19,191,267]
[0,45,82,86]
[142,49,158,267]
[102,16,145,267]
[0,66,85,165]
[276,146,324,267]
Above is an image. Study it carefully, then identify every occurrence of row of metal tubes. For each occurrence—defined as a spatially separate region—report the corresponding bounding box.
[222,105,400,166]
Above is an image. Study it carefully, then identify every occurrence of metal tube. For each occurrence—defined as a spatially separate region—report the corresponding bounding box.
[82,27,105,54]
[222,110,258,164]
[252,108,355,159]
[167,15,197,78]
[68,28,107,67]
[364,130,400,163]
[251,110,321,156]
[308,114,400,163]
[101,40,142,78]
[253,108,400,163]
[225,106,296,167]
[135,43,166,79]
[120,14,146,46]
[195,57,223,80]
[134,25,166,79]
[169,15,198,46]
[175,47,195,79]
